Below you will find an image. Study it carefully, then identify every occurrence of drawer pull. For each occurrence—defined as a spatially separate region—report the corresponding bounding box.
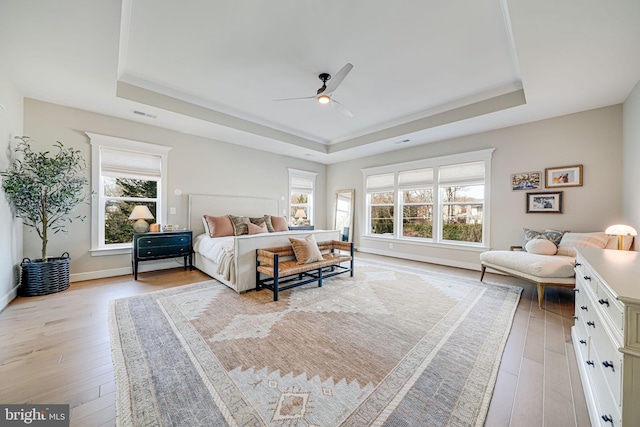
[580,305,588,311]
[147,240,152,244]
[598,298,610,307]
[601,414,613,424]
[586,360,595,367]
[573,315,578,320]
[579,339,587,345]
[179,238,185,241]
[180,248,184,252]
[586,321,595,328]
[573,288,580,293]
[602,361,615,372]
[583,275,591,281]
[575,262,581,266]
[147,251,152,255]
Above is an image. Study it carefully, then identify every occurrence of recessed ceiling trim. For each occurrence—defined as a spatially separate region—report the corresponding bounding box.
[116,80,328,154]
[327,88,526,154]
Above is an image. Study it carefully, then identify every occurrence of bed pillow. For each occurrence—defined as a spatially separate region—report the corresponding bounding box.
[522,228,567,251]
[248,222,268,235]
[556,232,609,257]
[249,216,266,227]
[202,216,211,236]
[289,234,324,265]
[228,215,250,236]
[269,215,288,232]
[203,215,234,238]
[525,239,558,255]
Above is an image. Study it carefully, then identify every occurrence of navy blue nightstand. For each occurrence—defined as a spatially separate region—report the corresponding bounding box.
[132,231,192,280]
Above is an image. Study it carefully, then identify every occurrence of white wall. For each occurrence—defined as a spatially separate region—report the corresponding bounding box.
[0,71,24,311]
[23,99,327,280]
[622,80,640,249]
[327,105,623,270]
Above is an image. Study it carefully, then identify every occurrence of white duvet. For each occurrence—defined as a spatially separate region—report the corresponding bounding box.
[193,234,236,282]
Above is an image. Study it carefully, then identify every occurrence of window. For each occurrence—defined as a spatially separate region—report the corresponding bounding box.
[88,133,171,254]
[439,162,485,243]
[399,168,434,239]
[363,149,493,247]
[366,173,395,235]
[288,169,317,227]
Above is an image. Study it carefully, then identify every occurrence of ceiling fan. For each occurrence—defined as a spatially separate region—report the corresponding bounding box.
[274,63,354,117]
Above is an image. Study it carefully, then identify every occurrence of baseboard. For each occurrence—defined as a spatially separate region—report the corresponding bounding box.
[70,259,187,282]
[357,247,481,271]
[0,286,18,313]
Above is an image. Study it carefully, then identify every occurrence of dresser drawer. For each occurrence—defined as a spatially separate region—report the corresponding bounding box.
[137,244,190,258]
[576,256,598,293]
[587,348,622,427]
[137,234,191,248]
[596,282,624,333]
[590,318,623,406]
[574,319,590,360]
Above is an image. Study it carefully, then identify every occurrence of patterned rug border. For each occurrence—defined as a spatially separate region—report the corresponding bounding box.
[109,259,522,426]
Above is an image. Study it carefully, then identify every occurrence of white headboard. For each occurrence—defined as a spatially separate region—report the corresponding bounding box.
[188,194,280,236]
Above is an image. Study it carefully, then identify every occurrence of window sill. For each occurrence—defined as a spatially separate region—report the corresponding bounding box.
[90,246,132,257]
[361,235,488,252]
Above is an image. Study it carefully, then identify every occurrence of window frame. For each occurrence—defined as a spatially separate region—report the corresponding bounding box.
[288,168,317,227]
[362,149,493,249]
[87,133,171,256]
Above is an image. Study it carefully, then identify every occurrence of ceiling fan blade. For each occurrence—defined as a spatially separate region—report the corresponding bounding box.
[331,98,354,117]
[273,95,316,101]
[324,63,353,95]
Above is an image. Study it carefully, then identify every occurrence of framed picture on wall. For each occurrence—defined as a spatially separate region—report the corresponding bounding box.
[545,165,583,188]
[526,191,563,213]
[510,171,542,190]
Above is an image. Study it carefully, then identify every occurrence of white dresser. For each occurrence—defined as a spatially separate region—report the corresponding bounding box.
[572,248,640,427]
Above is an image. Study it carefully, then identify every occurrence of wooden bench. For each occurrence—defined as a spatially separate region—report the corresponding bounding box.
[256,240,354,301]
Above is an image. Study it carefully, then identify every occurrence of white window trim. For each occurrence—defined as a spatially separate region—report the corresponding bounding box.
[87,133,171,256]
[362,148,494,248]
[288,168,317,226]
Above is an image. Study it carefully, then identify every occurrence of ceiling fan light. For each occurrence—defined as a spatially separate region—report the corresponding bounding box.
[317,94,331,105]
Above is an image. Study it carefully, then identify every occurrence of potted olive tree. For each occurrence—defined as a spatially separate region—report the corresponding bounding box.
[1,136,89,296]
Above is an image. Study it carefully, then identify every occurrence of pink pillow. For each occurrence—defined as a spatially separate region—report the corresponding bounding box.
[203,215,234,238]
[248,222,268,235]
[525,238,558,255]
[270,215,289,232]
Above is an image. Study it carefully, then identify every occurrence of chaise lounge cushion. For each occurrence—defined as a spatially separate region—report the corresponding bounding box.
[480,250,576,281]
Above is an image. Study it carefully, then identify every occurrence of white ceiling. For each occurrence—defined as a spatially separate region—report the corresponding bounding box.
[1,0,639,164]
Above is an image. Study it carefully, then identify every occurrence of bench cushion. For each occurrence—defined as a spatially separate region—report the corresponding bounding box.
[480,250,576,279]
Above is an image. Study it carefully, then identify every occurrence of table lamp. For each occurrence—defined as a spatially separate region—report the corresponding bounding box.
[294,209,307,225]
[605,224,637,250]
[129,205,154,233]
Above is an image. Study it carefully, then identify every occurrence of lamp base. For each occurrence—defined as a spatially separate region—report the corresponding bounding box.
[617,234,624,251]
[133,219,150,233]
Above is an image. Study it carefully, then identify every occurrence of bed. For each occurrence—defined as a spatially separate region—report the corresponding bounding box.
[187,194,340,293]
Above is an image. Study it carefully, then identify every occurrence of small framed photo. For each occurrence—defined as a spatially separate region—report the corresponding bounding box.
[545,165,583,188]
[511,171,542,191]
[526,191,563,213]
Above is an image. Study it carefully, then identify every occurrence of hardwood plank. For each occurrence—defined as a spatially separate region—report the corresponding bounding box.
[510,358,545,426]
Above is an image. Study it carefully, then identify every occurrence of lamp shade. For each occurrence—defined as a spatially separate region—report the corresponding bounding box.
[604,224,637,236]
[605,224,637,250]
[129,205,154,220]
[294,209,307,219]
[129,205,154,233]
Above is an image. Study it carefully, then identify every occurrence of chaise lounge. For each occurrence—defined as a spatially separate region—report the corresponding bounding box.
[479,230,628,307]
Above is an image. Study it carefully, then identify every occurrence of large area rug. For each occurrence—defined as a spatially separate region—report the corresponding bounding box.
[109,261,522,426]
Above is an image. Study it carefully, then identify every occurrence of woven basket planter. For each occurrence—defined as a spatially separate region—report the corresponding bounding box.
[19,252,71,297]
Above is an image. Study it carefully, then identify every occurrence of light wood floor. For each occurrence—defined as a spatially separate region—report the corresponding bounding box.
[0,254,589,426]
